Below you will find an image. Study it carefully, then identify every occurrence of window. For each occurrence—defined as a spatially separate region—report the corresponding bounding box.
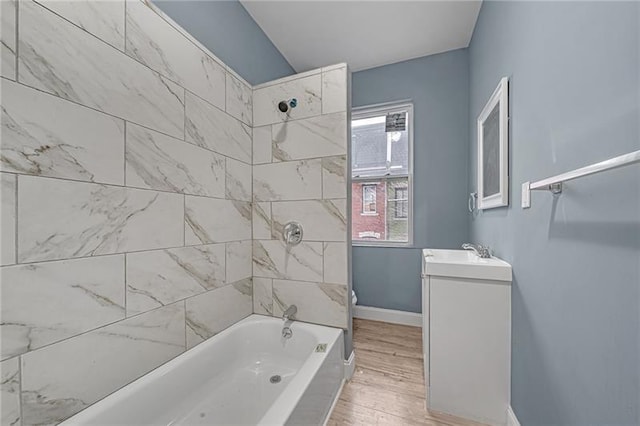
[362,184,377,214]
[351,103,413,245]
[392,187,408,219]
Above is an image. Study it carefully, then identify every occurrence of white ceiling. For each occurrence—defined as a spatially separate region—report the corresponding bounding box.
[240,1,482,73]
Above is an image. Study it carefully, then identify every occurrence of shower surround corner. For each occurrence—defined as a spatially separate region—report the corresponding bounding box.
[251,64,351,330]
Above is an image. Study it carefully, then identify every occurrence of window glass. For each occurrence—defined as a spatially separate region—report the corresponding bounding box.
[352,113,408,178]
[351,105,412,245]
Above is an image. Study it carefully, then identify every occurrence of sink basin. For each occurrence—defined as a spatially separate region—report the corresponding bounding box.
[422,249,512,281]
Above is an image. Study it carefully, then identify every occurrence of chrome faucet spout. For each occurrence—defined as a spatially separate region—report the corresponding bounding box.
[462,243,491,259]
[283,305,297,321]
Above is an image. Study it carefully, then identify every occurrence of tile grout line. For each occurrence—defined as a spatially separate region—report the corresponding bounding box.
[18,354,22,425]
[182,194,186,246]
[123,121,127,186]
[250,120,256,313]
[4,170,255,201]
[123,253,128,316]
[14,173,18,265]
[123,0,127,51]
[224,70,228,116]
[321,70,324,115]
[9,239,254,268]
[183,87,186,142]
[322,240,326,284]
[14,0,19,81]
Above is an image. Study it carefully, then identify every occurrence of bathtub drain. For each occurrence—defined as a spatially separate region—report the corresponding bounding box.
[270,375,282,384]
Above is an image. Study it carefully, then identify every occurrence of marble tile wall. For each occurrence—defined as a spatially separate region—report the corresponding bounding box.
[251,65,350,330]
[0,1,350,423]
[0,1,253,424]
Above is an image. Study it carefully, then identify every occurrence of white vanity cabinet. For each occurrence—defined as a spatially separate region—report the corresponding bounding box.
[422,249,512,425]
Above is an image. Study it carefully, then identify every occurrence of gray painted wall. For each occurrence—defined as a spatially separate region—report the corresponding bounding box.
[469,2,639,424]
[351,49,470,313]
[153,0,294,85]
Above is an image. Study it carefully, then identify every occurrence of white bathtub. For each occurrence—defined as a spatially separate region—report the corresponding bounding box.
[62,315,344,425]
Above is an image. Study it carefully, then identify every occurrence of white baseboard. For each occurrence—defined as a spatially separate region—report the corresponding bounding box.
[344,350,355,380]
[353,305,422,327]
[506,406,520,426]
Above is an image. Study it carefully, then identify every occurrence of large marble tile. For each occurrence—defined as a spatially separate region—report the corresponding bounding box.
[273,280,347,328]
[185,92,251,163]
[226,240,252,283]
[137,0,229,78]
[1,79,125,185]
[225,157,251,201]
[253,277,273,316]
[1,173,16,266]
[271,200,347,242]
[253,159,322,202]
[253,240,323,282]
[322,66,347,114]
[1,0,16,80]
[185,196,251,245]
[1,357,20,426]
[272,113,347,161]
[126,123,225,197]
[323,242,348,285]
[18,1,184,139]
[252,125,272,165]
[126,244,226,315]
[37,0,125,50]
[226,73,253,126]
[125,0,225,109]
[322,155,347,199]
[1,255,125,360]
[185,279,252,349]
[253,74,322,126]
[21,303,185,425]
[252,202,272,240]
[18,176,184,263]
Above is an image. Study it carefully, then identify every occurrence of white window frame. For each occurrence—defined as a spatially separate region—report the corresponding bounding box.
[352,101,414,247]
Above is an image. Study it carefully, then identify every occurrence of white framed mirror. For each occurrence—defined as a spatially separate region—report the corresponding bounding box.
[477,77,509,210]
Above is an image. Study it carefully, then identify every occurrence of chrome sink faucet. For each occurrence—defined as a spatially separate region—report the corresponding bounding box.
[462,243,492,259]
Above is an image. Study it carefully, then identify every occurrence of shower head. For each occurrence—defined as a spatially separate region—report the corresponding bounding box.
[278,98,298,113]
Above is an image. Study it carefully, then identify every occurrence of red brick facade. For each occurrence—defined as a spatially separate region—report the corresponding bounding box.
[351,182,387,240]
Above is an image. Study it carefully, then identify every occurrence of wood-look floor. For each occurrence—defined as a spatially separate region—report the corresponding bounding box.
[328,319,486,426]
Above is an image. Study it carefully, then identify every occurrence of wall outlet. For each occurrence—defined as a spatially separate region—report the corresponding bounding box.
[521,182,531,209]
